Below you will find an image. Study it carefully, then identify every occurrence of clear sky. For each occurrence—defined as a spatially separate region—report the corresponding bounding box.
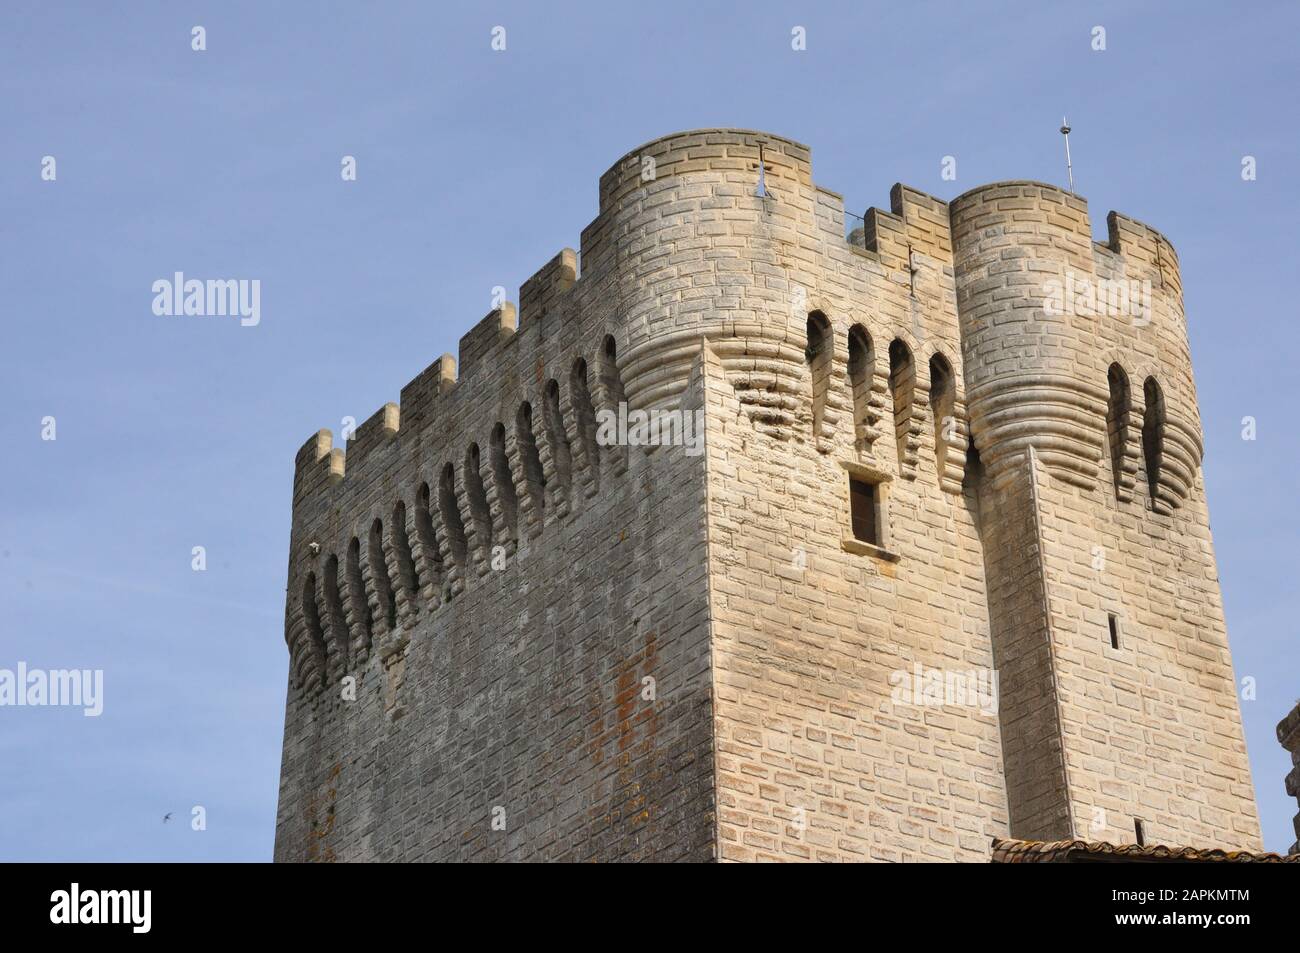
[2,1,1296,860]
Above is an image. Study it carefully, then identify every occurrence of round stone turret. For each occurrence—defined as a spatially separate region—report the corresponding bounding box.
[601,129,816,431]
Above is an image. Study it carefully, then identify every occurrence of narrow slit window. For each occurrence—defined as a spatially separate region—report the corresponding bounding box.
[849,477,879,546]
[369,518,396,630]
[846,325,873,450]
[889,339,915,470]
[1134,818,1145,846]
[1106,363,1130,500]
[929,353,955,487]
[1108,613,1120,650]
[346,537,371,648]
[806,311,832,440]
[1141,377,1166,510]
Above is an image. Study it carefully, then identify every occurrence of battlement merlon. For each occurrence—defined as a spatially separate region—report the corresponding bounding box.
[860,184,953,273]
[946,179,1183,291]
[518,249,576,326]
[345,402,400,474]
[288,129,1191,513]
[1104,210,1182,299]
[292,429,341,508]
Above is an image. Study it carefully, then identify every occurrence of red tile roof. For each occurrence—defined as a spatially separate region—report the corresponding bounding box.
[991,837,1299,863]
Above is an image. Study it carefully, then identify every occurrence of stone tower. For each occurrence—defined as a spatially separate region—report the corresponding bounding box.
[275,129,1262,862]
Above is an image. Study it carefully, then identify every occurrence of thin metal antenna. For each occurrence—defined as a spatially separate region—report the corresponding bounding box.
[755,142,769,199]
[1060,117,1075,194]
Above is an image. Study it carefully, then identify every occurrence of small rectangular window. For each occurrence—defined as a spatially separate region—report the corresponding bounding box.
[1108,613,1120,650]
[1134,818,1145,846]
[849,477,878,546]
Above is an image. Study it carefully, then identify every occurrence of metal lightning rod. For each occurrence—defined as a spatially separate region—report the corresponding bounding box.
[1060,117,1075,194]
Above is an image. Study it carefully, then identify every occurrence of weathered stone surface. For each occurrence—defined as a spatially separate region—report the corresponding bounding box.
[275,129,1262,862]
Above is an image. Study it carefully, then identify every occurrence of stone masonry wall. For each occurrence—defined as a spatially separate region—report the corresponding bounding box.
[950,183,1260,850]
[275,157,725,859]
[276,129,1263,861]
[676,145,1009,860]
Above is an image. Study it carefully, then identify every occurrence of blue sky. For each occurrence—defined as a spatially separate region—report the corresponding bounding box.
[2,1,1296,860]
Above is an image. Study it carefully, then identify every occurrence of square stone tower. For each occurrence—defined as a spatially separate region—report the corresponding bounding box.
[275,129,1262,861]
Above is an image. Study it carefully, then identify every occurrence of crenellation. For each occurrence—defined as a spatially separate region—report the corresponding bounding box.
[1103,211,1181,295]
[274,129,1262,863]
[458,303,517,378]
[518,248,577,326]
[889,183,955,263]
[395,354,447,433]
[292,429,334,505]
[345,402,400,475]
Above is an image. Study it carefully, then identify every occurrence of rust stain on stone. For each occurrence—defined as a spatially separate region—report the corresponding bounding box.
[304,761,342,863]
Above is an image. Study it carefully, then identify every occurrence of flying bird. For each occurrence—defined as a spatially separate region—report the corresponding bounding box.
[163,813,173,823]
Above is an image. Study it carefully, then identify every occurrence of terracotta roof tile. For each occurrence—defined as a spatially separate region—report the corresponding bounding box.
[990,837,1299,863]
